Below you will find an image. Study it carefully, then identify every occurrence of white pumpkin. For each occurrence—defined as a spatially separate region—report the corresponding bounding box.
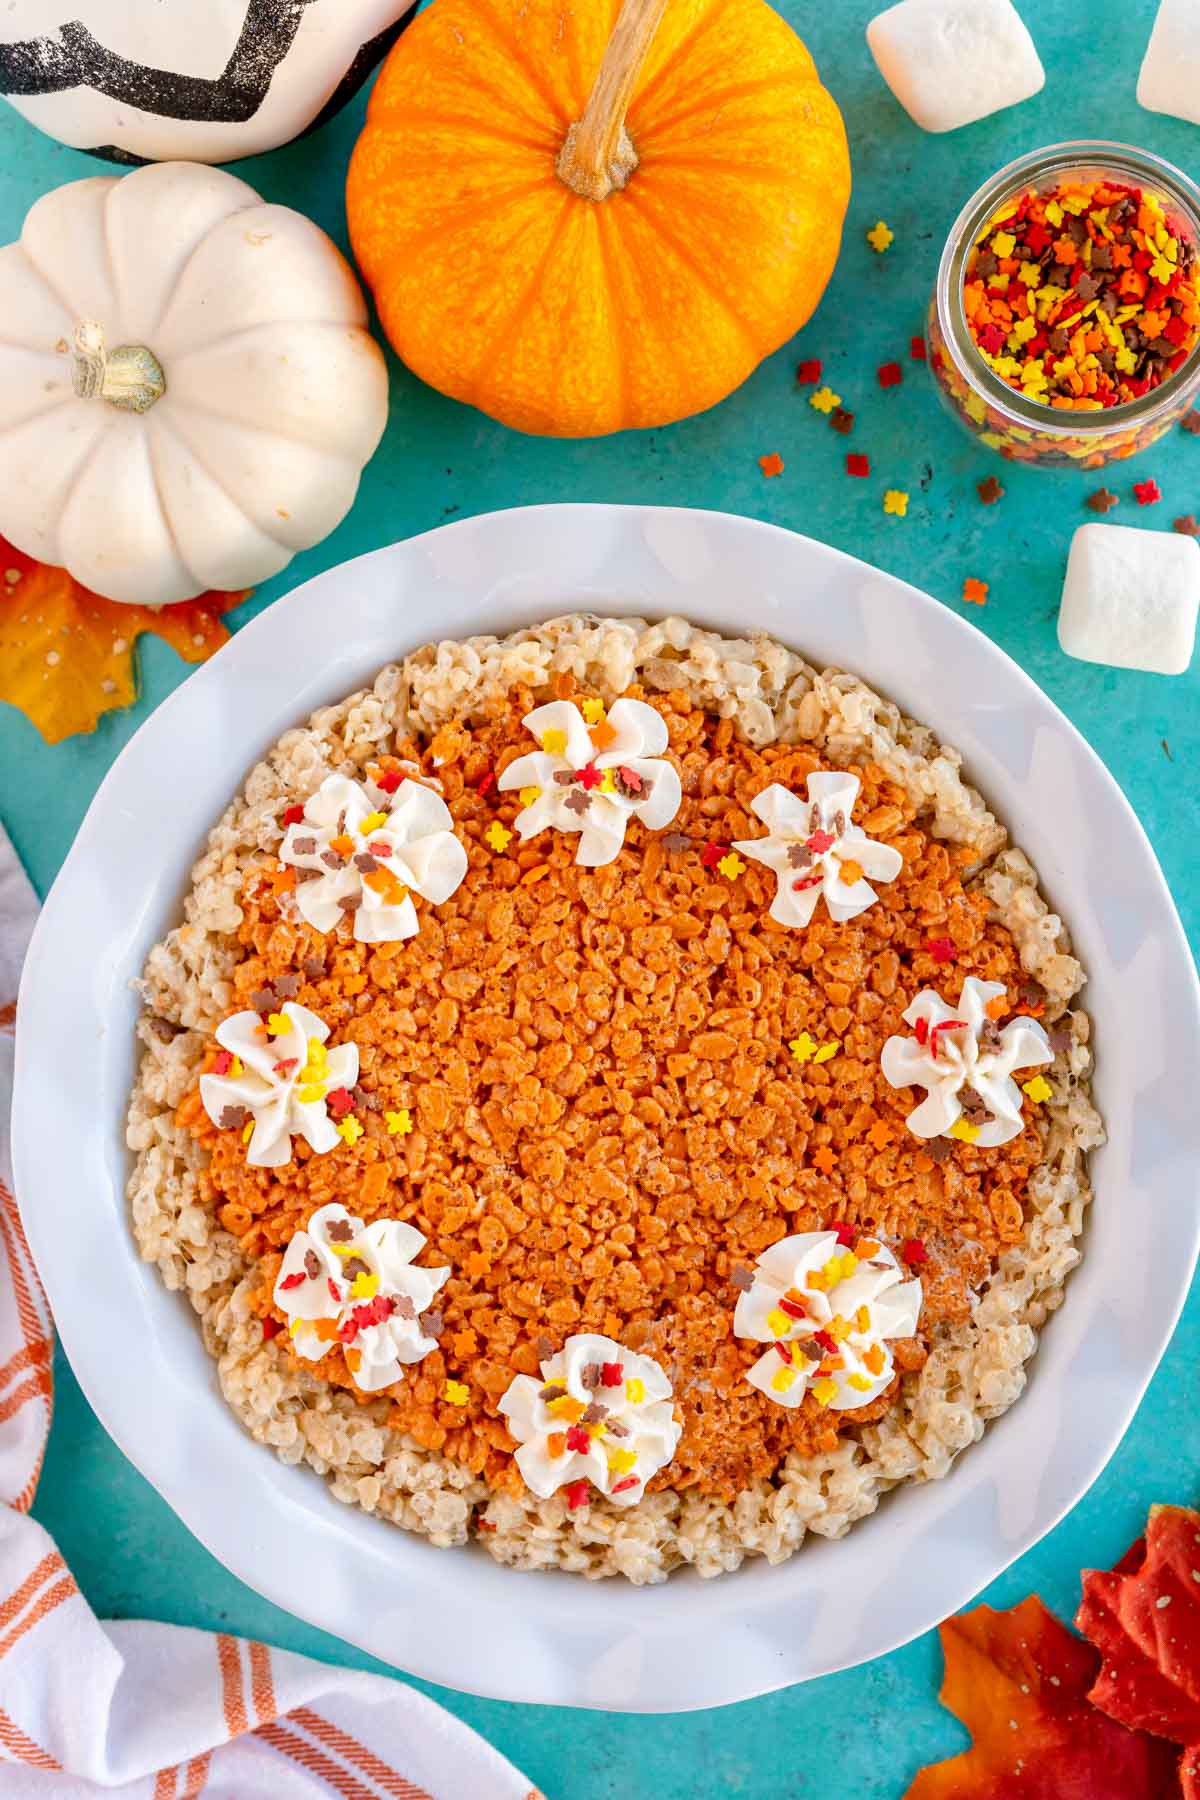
[0,0,415,165]
[0,161,389,607]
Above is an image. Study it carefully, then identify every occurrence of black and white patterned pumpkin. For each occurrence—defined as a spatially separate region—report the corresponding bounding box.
[0,0,415,164]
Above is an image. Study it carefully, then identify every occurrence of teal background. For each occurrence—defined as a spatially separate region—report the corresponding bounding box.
[2,2,1199,1793]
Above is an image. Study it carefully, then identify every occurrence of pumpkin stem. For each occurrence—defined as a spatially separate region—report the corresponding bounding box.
[71,320,166,414]
[556,0,669,201]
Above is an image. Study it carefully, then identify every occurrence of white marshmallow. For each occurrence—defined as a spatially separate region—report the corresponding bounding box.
[866,0,1044,133]
[1058,523,1199,676]
[1138,1,1200,127]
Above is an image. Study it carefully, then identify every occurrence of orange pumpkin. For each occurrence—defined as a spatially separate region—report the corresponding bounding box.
[346,0,850,437]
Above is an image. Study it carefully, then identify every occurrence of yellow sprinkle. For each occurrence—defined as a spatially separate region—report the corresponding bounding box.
[847,1373,874,1393]
[547,1394,585,1421]
[1017,261,1041,288]
[385,1108,413,1136]
[289,1318,304,1337]
[485,821,513,853]
[297,1084,325,1105]
[625,1377,645,1405]
[336,1116,363,1146]
[359,811,387,835]
[771,1365,798,1394]
[518,785,542,808]
[812,1377,839,1407]
[1044,199,1063,228]
[809,385,842,414]
[1023,1075,1053,1104]
[716,852,746,881]
[813,1040,840,1065]
[598,768,617,795]
[331,1243,358,1259]
[829,1314,851,1343]
[350,1272,379,1299]
[444,1380,470,1407]
[821,1256,844,1284]
[836,1252,859,1282]
[789,1033,818,1064]
[805,1268,830,1292]
[1009,317,1037,346]
[949,1118,980,1144]
[837,859,863,886]
[242,1121,254,1145]
[866,219,893,253]
[541,728,568,755]
[766,1308,792,1339]
[266,1012,290,1036]
[306,1038,326,1065]
[990,230,1016,258]
[607,1448,638,1474]
[229,1056,244,1078]
[581,697,606,725]
[883,489,909,517]
[855,1305,871,1334]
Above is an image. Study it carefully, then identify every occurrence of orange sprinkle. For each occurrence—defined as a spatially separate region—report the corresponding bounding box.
[759,452,784,478]
[962,577,989,606]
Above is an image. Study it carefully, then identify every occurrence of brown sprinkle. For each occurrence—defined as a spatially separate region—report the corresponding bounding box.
[661,831,693,853]
[218,1105,247,1130]
[730,1266,755,1292]
[147,1015,183,1043]
[1173,514,1200,536]
[1181,410,1200,435]
[580,1362,603,1390]
[303,1248,321,1280]
[420,1309,444,1338]
[291,835,318,855]
[302,956,326,979]
[830,407,855,434]
[1086,487,1120,513]
[327,1219,353,1243]
[539,1382,567,1402]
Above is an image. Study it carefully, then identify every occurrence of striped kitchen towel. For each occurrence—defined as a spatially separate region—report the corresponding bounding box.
[0,823,542,1800]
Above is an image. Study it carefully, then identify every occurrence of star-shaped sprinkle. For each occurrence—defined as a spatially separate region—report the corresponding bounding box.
[809,386,842,414]
[867,220,894,253]
[1134,478,1162,506]
[759,452,784,478]
[485,821,513,852]
[883,489,909,517]
[962,577,989,605]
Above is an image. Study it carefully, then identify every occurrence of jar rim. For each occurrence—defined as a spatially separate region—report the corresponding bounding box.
[935,139,1200,438]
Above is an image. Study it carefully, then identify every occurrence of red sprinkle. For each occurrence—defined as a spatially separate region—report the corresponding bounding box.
[618,765,643,793]
[910,335,927,361]
[338,1318,359,1344]
[367,840,393,857]
[902,1238,930,1266]
[929,1019,968,1056]
[272,1057,299,1076]
[328,1278,343,1303]
[926,937,957,965]
[778,1295,808,1319]
[601,1361,624,1387]
[212,1049,233,1076]
[578,763,603,790]
[262,1316,283,1340]
[282,804,304,827]
[877,361,903,388]
[846,452,870,477]
[326,1086,353,1119]
[351,1295,394,1329]
[796,358,822,384]
[565,1480,590,1509]
[565,1424,591,1454]
[829,1221,857,1247]
[610,1476,640,1495]
[813,1329,838,1355]
[374,768,402,794]
[914,1016,930,1046]
[774,1340,794,1364]
[476,771,496,796]
[1134,478,1162,506]
[700,843,726,871]
[806,829,835,854]
[279,1271,305,1291]
[792,871,823,891]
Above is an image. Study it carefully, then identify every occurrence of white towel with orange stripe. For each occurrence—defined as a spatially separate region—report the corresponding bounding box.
[0,824,541,1800]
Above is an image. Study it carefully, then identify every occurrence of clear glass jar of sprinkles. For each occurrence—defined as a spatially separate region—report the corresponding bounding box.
[928,141,1200,469]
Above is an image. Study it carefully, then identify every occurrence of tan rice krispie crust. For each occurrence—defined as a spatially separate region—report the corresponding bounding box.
[127,616,1103,1583]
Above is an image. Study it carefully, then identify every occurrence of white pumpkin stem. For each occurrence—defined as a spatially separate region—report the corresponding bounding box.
[556,0,669,202]
[71,320,166,414]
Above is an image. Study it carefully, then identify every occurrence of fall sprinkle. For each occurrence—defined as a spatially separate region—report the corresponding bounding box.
[962,578,989,605]
[759,452,784,478]
[964,177,1200,409]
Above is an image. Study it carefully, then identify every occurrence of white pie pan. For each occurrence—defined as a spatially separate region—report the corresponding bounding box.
[14,505,1200,1711]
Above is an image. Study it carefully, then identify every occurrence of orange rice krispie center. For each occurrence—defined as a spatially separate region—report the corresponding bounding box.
[180,684,1043,1502]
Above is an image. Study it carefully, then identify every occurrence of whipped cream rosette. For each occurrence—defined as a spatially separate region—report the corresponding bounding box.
[498,1332,681,1506]
[733,771,903,928]
[497,698,681,867]
[272,1202,450,1393]
[280,772,467,944]
[735,1230,923,1410]
[881,976,1054,1147]
[199,1001,359,1168]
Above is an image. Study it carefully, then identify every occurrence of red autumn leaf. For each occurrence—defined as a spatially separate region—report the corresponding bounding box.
[0,535,245,744]
[1078,1504,1200,1796]
[905,1594,1181,1798]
